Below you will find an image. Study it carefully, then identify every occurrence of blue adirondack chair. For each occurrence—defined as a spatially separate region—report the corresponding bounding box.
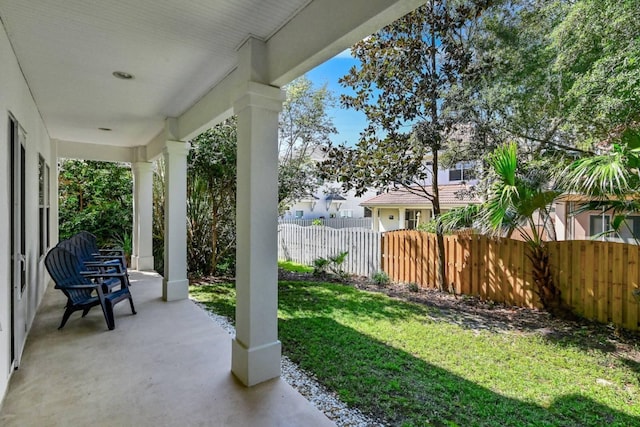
[72,231,130,286]
[44,246,136,330]
[56,239,124,293]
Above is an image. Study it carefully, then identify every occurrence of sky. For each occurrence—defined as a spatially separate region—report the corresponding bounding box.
[305,51,367,147]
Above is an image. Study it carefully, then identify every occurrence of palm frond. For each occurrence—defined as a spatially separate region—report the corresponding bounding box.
[563,150,632,196]
[438,204,481,233]
[488,142,517,186]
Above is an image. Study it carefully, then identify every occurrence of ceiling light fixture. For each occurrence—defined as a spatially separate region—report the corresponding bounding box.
[112,71,134,80]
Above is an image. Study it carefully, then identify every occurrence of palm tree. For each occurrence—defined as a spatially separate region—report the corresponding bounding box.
[562,130,640,243]
[482,143,573,317]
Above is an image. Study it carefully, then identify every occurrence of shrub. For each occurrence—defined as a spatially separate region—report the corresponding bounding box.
[372,271,390,287]
[407,282,420,292]
[313,251,349,280]
[416,219,437,233]
[313,257,330,276]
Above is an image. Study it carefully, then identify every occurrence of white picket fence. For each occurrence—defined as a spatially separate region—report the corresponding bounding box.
[278,224,381,277]
[278,217,373,229]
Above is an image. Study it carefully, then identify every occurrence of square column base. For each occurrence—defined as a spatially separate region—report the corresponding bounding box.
[163,278,189,301]
[231,339,281,386]
[132,255,154,271]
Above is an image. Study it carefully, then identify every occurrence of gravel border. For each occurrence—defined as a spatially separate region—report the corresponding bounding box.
[192,301,383,427]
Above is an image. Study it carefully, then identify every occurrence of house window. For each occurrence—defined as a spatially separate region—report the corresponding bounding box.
[364,207,372,218]
[38,155,50,257]
[449,162,476,182]
[632,217,640,240]
[616,216,640,241]
[295,210,304,219]
[405,209,421,230]
[589,214,610,238]
[340,209,353,218]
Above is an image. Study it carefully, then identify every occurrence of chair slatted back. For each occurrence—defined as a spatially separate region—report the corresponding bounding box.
[58,239,89,264]
[45,247,95,305]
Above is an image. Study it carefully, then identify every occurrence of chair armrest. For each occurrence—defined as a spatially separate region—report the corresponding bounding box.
[81,263,123,273]
[92,255,124,260]
[80,271,125,279]
[82,272,128,289]
[97,249,125,255]
[55,283,100,290]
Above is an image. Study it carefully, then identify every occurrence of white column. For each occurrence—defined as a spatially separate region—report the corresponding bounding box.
[372,208,380,232]
[231,81,284,386]
[399,208,406,230]
[162,141,190,301]
[132,162,154,270]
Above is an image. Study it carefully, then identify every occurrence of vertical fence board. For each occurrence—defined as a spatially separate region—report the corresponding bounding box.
[598,244,610,323]
[479,236,487,300]
[573,242,585,315]
[421,233,429,288]
[416,233,423,287]
[470,236,479,296]
[583,242,595,319]
[393,232,401,282]
[612,244,624,326]
[565,241,575,308]
[461,236,471,295]
[626,246,639,330]
[455,236,462,293]
[504,240,513,304]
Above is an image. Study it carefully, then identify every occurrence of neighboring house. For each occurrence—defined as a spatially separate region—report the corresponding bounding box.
[362,183,481,232]
[554,195,640,244]
[283,185,377,220]
[362,161,481,232]
[362,184,481,231]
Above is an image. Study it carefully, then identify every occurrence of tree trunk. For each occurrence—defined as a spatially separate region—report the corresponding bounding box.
[432,151,447,291]
[210,203,219,275]
[428,13,446,292]
[527,242,574,319]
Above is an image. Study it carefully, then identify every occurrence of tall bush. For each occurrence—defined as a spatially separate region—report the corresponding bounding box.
[152,119,237,277]
[58,159,132,247]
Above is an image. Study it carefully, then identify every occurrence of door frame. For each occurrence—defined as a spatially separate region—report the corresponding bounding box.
[8,113,27,370]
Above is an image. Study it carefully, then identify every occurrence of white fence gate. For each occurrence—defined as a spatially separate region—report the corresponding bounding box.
[278,224,381,277]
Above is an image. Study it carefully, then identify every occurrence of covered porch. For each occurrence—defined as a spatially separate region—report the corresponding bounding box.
[0,0,424,413]
[0,272,333,426]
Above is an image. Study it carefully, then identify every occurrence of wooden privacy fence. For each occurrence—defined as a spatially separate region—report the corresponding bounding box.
[382,231,640,331]
[278,224,381,277]
[548,240,639,331]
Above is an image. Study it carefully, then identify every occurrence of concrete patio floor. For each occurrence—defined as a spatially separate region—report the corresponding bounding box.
[0,271,335,427]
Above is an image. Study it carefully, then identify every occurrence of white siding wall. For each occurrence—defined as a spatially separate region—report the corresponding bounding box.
[378,208,401,232]
[0,22,54,401]
[375,207,432,232]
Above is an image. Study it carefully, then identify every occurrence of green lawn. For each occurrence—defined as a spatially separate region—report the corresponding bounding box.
[277,260,314,273]
[190,279,639,427]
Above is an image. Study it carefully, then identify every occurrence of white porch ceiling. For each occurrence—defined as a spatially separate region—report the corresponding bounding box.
[0,0,423,149]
